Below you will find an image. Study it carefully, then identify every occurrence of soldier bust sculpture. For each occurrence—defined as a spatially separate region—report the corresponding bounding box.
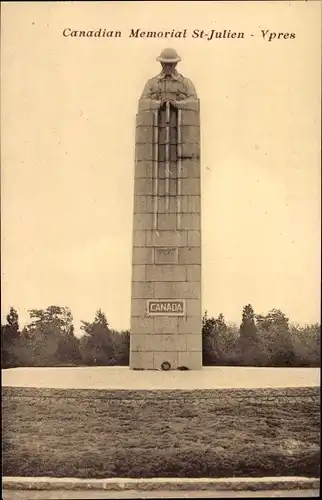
[140,48,198,110]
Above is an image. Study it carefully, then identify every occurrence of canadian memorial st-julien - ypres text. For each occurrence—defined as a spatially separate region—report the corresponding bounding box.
[62,28,296,42]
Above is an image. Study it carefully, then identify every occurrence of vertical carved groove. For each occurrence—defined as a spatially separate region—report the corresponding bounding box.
[177,108,182,230]
[165,101,170,212]
[153,110,159,230]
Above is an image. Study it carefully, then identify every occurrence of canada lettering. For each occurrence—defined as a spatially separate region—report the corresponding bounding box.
[149,302,183,313]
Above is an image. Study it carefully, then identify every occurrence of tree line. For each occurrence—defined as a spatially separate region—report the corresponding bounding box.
[1,304,320,368]
[202,305,320,367]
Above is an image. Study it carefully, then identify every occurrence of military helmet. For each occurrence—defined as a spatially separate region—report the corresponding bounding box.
[156,48,181,63]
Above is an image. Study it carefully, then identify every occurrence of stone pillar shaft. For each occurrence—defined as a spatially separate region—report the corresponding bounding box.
[130,100,202,370]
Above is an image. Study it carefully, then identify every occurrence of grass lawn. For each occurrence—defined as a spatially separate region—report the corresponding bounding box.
[2,387,320,478]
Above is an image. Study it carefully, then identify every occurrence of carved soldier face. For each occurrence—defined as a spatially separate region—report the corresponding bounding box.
[161,62,177,75]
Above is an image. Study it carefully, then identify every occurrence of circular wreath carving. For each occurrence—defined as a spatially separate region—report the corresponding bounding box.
[161,361,171,371]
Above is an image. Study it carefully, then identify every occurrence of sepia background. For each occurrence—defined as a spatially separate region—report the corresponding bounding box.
[1,0,321,333]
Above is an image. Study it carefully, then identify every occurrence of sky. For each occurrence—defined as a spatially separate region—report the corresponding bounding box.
[1,1,321,334]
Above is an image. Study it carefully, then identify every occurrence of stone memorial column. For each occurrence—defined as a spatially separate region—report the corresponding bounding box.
[130,48,202,370]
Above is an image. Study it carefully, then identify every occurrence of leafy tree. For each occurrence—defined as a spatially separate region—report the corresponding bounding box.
[6,307,20,337]
[20,305,76,366]
[233,304,263,365]
[256,309,289,333]
[80,309,115,365]
[110,329,130,365]
[202,311,226,365]
[27,306,73,336]
[56,324,82,364]
[239,304,257,343]
[224,324,239,352]
[290,323,320,367]
[1,307,20,367]
[256,309,295,366]
[218,322,241,366]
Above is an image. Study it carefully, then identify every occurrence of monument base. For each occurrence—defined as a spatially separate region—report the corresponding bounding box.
[3,366,320,390]
[130,350,202,371]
